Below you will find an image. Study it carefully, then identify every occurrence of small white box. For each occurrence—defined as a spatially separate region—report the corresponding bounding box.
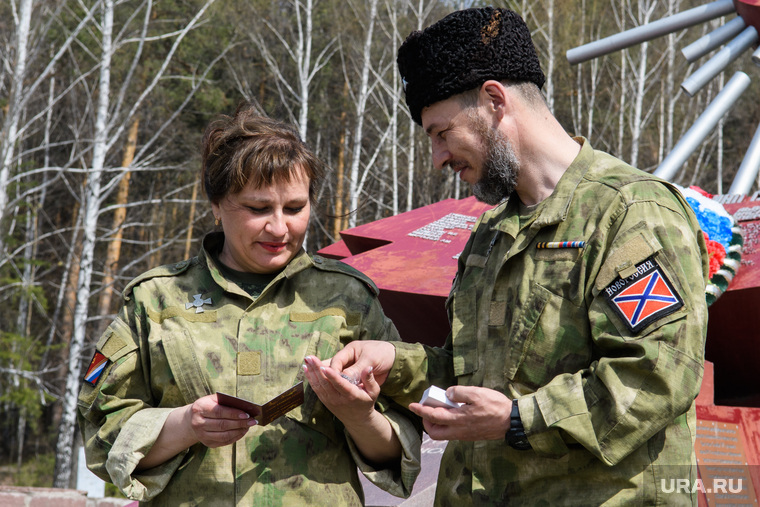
[419,386,461,409]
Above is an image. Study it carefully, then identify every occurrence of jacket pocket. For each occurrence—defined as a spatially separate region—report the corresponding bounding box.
[163,329,213,404]
[289,330,342,443]
[505,283,551,381]
[451,286,479,377]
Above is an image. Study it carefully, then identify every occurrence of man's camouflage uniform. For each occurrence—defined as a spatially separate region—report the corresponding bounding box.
[383,139,709,505]
[78,232,421,506]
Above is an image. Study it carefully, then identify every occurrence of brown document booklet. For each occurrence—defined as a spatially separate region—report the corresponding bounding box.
[216,382,305,426]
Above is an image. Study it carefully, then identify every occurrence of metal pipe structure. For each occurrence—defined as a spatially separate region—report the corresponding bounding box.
[682,16,746,62]
[566,0,736,65]
[753,45,760,66]
[654,72,751,181]
[681,26,758,96]
[728,121,760,195]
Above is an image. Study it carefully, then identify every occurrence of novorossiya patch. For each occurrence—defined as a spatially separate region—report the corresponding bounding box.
[602,257,683,333]
[83,351,109,385]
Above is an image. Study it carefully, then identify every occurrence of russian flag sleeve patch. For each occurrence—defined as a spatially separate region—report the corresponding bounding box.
[602,257,684,333]
[84,351,109,385]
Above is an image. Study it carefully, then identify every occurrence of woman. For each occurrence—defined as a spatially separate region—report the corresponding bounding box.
[77,106,421,505]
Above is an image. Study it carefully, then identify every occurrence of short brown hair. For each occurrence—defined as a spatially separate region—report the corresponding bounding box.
[201,105,325,204]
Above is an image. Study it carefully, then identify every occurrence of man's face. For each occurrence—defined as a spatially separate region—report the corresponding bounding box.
[468,111,520,205]
[421,98,519,205]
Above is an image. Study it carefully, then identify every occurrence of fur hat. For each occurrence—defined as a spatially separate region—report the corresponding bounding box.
[398,7,545,125]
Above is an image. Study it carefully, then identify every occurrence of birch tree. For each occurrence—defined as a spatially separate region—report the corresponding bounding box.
[0,0,99,256]
[52,0,116,485]
[245,0,338,140]
[53,0,221,487]
[0,0,33,247]
[346,0,380,228]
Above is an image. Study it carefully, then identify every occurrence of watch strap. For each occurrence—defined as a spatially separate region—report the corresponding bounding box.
[506,401,531,450]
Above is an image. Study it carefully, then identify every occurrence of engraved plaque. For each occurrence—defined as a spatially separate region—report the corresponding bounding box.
[695,420,758,505]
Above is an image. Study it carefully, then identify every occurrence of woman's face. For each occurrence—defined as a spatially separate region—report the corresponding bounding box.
[212,167,311,274]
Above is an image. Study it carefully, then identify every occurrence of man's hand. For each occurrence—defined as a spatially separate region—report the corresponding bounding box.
[328,340,396,387]
[302,355,379,425]
[409,386,512,441]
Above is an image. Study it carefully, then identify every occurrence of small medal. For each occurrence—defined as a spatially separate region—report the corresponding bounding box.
[186,294,212,313]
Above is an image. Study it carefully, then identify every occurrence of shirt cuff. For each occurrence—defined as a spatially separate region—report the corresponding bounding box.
[382,342,429,406]
[106,407,189,501]
[344,408,421,498]
[517,395,569,458]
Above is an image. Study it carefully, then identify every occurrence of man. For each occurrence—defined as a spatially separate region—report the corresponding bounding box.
[329,6,709,505]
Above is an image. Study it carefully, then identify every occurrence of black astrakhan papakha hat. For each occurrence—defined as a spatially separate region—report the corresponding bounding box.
[398,7,545,125]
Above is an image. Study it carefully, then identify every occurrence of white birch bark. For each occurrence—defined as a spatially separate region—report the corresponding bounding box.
[406,117,416,210]
[628,0,658,168]
[618,48,627,158]
[0,0,33,255]
[717,71,725,193]
[0,1,98,249]
[347,0,379,228]
[53,0,114,487]
[545,0,555,113]
[405,0,427,211]
[388,0,400,216]
[249,0,337,140]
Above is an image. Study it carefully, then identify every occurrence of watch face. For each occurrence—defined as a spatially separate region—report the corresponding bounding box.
[508,436,531,450]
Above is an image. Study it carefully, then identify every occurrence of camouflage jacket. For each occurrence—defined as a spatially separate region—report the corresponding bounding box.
[384,139,709,506]
[78,233,421,506]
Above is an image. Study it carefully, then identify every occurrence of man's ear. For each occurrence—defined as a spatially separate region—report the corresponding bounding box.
[480,80,508,121]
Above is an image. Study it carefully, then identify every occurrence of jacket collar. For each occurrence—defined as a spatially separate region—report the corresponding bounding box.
[493,137,592,236]
[199,231,312,296]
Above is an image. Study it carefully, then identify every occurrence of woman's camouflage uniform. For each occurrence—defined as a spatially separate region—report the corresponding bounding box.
[383,139,709,505]
[78,232,421,506]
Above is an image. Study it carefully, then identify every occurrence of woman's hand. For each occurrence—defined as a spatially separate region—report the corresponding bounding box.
[302,355,379,425]
[302,355,401,465]
[137,394,256,471]
[187,393,257,448]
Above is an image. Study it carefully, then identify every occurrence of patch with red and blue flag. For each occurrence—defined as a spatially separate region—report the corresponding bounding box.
[603,257,683,333]
[83,351,109,385]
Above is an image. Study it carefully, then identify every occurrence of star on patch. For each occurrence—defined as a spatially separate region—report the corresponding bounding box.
[603,257,683,333]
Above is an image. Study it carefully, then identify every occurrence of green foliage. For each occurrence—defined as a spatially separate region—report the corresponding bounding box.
[0,331,56,426]
[4,452,56,488]
[105,482,128,499]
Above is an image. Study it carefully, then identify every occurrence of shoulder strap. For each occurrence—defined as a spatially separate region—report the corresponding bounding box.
[123,258,197,300]
[310,256,379,296]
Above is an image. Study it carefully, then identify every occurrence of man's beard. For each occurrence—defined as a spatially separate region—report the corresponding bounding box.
[468,113,520,205]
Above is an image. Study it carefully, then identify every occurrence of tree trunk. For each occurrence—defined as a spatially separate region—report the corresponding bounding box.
[0,0,33,246]
[347,0,379,228]
[545,0,555,113]
[333,104,348,238]
[53,0,115,488]
[95,117,139,336]
[185,178,200,260]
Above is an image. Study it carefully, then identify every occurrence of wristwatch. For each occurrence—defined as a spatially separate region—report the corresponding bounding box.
[505,401,532,450]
